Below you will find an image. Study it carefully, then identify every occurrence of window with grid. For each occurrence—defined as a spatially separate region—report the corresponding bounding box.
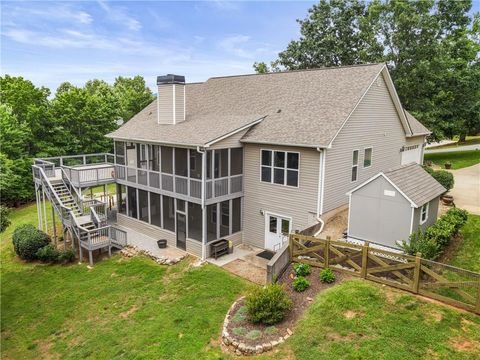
[261,150,299,187]
[364,148,372,168]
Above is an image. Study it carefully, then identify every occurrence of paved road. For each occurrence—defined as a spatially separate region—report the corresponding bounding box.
[425,144,480,154]
[448,163,480,215]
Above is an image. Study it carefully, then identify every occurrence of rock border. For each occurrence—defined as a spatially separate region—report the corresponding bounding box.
[221,296,293,356]
[120,245,185,265]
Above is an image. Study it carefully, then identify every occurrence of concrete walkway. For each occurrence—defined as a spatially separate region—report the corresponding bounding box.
[448,163,480,215]
[425,144,480,154]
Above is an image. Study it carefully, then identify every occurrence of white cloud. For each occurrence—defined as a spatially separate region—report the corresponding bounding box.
[97,0,142,31]
[3,4,93,25]
[218,34,252,58]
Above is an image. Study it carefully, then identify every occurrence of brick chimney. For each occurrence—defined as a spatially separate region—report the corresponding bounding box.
[157,74,185,124]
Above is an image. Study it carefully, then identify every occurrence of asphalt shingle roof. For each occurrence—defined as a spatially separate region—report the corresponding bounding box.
[384,163,446,207]
[108,63,395,147]
[404,110,431,137]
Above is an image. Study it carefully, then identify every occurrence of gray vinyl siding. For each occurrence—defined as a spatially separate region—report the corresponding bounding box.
[209,129,248,149]
[205,231,243,257]
[117,213,202,257]
[242,143,319,249]
[413,197,439,232]
[348,176,412,247]
[157,84,174,124]
[323,73,407,214]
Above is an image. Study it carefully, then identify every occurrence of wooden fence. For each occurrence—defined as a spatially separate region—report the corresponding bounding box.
[290,234,480,314]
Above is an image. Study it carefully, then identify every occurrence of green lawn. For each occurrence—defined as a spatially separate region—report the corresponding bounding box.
[449,215,480,272]
[2,204,480,359]
[424,150,480,169]
[287,279,480,360]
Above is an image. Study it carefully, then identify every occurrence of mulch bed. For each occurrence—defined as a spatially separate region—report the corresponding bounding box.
[224,265,347,350]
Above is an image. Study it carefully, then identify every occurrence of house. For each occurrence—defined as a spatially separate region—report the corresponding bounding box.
[104,63,431,259]
[347,163,446,248]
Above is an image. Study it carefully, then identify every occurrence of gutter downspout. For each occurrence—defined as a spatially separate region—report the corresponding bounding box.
[315,147,325,236]
[197,146,207,260]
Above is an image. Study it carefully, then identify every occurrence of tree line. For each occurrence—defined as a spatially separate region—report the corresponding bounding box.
[0,75,154,206]
[254,0,480,141]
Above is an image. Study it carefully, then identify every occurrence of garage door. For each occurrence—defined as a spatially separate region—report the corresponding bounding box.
[401,144,422,165]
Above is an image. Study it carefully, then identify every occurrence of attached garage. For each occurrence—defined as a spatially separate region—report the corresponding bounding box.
[347,163,445,249]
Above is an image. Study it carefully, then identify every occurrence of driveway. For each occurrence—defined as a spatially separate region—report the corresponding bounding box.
[448,163,480,215]
[425,144,480,154]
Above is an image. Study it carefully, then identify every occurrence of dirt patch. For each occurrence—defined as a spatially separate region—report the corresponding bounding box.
[224,266,347,349]
[429,310,443,322]
[222,259,266,285]
[119,304,139,318]
[326,332,356,341]
[318,209,348,240]
[461,318,475,331]
[344,310,359,319]
[436,234,463,265]
[36,340,53,360]
[450,337,480,352]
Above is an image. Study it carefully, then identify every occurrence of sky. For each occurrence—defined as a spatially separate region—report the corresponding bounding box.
[1,0,318,92]
[1,0,479,93]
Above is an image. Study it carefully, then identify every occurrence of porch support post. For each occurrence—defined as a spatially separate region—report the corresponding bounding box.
[42,188,48,232]
[52,206,57,246]
[200,147,207,260]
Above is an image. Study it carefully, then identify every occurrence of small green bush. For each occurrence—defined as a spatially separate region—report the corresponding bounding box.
[292,276,310,292]
[246,330,262,340]
[319,268,336,283]
[265,326,278,335]
[400,230,441,259]
[0,205,11,233]
[58,249,75,264]
[293,262,311,277]
[36,245,61,263]
[430,170,454,192]
[232,327,247,336]
[246,284,292,325]
[12,224,50,260]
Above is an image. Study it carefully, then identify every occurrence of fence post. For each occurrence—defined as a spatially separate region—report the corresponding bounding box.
[475,286,480,315]
[361,241,369,279]
[412,252,422,294]
[325,236,330,268]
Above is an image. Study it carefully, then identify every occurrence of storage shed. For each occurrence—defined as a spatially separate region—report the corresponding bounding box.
[347,163,446,248]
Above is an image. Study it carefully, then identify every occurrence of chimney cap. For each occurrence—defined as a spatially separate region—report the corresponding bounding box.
[157,74,185,85]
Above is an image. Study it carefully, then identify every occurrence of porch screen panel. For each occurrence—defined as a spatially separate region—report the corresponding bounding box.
[207,204,217,241]
[220,200,230,237]
[214,149,228,178]
[162,195,175,232]
[232,198,241,233]
[117,184,126,214]
[187,202,202,241]
[138,189,149,223]
[189,149,202,179]
[161,146,173,174]
[127,186,137,219]
[137,144,147,169]
[149,145,160,171]
[115,141,125,165]
[230,148,243,175]
[175,148,188,177]
[150,193,161,227]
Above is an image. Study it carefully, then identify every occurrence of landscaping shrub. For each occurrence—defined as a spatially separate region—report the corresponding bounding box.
[0,205,11,233]
[36,244,61,263]
[400,208,469,260]
[58,249,75,264]
[12,224,50,260]
[430,170,454,192]
[246,284,292,325]
[293,262,311,277]
[319,268,336,283]
[292,276,310,292]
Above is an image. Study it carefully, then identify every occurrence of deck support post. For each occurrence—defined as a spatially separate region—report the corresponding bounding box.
[79,244,83,262]
[52,206,57,246]
[42,188,48,232]
[88,250,93,266]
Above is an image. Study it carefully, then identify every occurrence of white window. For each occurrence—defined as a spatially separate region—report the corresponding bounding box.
[420,202,429,224]
[363,148,372,168]
[261,150,299,187]
[351,150,359,182]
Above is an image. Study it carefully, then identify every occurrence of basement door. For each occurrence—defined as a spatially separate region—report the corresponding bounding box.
[265,213,291,252]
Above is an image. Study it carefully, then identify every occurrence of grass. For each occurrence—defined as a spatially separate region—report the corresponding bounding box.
[287,279,480,360]
[424,150,480,169]
[449,215,480,272]
[431,136,480,149]
[2,204,480,359]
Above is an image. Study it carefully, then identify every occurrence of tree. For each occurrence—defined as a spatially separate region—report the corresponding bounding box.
[113,76,154,122]
[0,104,30,159]
[254,0,480,140]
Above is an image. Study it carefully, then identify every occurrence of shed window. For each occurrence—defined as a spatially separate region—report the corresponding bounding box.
[363,148,372,168]
[351,150,359,182]
[420,202,429,224]
[261,149,299,187]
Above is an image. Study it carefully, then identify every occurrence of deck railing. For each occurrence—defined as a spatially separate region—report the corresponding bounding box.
[116,165,243,201]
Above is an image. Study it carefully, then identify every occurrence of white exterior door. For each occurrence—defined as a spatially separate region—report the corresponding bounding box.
[265,213,291,251]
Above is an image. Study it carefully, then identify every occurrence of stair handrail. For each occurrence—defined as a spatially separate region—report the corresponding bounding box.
[89,206,104,228]
[59,167,84,212]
